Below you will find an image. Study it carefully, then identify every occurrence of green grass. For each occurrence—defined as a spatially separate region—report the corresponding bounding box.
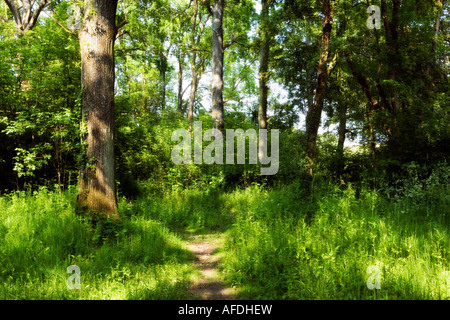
[0,187,196,299]
[221,181,450,299]
[0,171,448,300]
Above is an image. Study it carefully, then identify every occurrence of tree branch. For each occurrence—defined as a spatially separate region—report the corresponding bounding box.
[346,56,381,111]
[43,9,77,39]
[116,19,127,31]
[25,0,47,32]
[223,32,237,50]
[200,0,212,16]
[4,0,22,29]
[116,29,128,40]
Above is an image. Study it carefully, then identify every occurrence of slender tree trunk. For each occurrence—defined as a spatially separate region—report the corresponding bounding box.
[336,105,347,157]
[161,68,166,110]
[211,0,224,132]
[336,103,347,177]
[367,109,377,169]
[77,0,119,219]
[159,52,169,110]
[188,68,199,130]
[177,52,185,113]
[188,0,199,130]
[305,0,333,177]
[258,0,270,130]
[188,1,210,130]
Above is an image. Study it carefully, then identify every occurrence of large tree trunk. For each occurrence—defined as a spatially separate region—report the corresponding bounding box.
[258,0,270,130]
[305,0,333,177]
[211,0,224,132]
[77,0,119,219]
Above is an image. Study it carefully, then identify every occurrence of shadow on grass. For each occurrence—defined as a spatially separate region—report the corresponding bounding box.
[218,182,450,300]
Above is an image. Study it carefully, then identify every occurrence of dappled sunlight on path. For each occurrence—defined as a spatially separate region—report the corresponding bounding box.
[184,234,238,300]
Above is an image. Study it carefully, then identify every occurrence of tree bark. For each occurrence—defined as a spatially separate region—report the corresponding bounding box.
[336,103,347,177]
[159,51,169,110]
[305,0,333,177]
[177,52,185,113]
[77,0,119,219]
[188,0,199,130]
[161,67,166,110]
[211,0,224,132]
[258,0,270,130]
[187,7,210,131]
[336,105,347,157]
[188,67,199,129]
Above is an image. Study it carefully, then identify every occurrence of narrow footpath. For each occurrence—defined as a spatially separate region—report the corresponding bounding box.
[184,233,237,300]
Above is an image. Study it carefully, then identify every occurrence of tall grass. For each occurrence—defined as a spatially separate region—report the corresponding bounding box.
[0,187,196,299]
[221,178,450,299]
[0,165,448,300]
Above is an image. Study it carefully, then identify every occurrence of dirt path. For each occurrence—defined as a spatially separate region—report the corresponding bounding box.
[184,233,237,300]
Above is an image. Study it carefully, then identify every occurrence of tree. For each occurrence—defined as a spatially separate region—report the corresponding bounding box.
[77,0,119,219]
[211,0,225,131]
[305,0,333,177]
[258,0,271,130]
[187,0,210,130]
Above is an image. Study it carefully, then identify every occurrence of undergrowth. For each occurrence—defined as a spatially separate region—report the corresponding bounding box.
[0,164,448,299]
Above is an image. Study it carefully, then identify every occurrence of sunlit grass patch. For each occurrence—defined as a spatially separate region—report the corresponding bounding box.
[0,188,196,300]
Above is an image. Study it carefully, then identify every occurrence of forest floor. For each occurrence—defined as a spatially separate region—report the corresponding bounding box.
[183,233,238,300]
